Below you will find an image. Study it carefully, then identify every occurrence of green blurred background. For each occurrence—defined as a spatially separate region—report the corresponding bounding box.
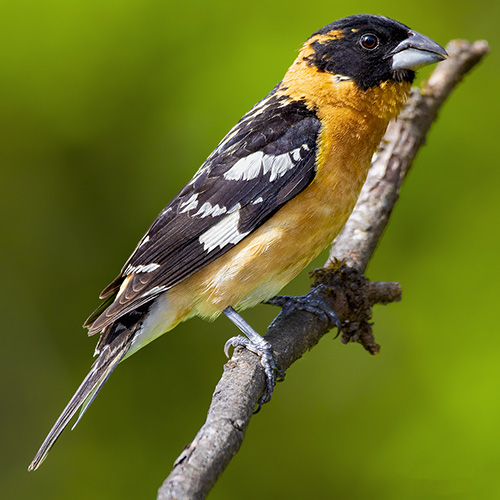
[1,0,498,498]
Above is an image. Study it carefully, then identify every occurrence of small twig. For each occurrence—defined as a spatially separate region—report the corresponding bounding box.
[157,40,489,500]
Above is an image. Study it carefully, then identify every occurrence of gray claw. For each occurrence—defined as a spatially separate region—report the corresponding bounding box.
[224,335,279,406]
[224,335,244,358]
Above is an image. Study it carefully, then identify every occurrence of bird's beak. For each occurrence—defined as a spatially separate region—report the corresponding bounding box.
[391,30,448,70]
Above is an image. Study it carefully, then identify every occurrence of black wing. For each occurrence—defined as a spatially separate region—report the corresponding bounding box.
[87,86,321,334]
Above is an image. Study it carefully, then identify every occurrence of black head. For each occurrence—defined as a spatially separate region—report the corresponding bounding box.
[305,14,447,90]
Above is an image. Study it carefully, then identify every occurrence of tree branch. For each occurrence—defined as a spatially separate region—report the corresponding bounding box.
[157,40,489,500]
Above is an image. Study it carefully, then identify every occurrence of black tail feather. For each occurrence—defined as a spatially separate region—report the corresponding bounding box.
[28,330,134,471]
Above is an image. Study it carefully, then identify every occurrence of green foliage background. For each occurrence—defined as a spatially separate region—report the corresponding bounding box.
[1,1,498,498]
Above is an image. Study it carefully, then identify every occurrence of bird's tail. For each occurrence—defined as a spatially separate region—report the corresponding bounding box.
[28,330,134,471]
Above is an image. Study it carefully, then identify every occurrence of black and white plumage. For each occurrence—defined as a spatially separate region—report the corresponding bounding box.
[87,89,321,336]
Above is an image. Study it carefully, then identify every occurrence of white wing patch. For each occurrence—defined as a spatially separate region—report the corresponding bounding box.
[192,202,227,218]
[199,204,250,252]
[179,193,199,213]
[223,145,307,182]
[267,151,295,182]
[138,235,150,248]
[140,285,168,298]
[124,263,160,274]
[223,152,264,181]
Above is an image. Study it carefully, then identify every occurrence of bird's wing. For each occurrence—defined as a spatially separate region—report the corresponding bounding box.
[86,88,321,334]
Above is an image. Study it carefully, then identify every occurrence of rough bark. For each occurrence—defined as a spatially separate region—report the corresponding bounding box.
[157,40,489,500]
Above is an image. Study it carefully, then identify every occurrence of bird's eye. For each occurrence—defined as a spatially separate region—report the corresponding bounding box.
[360,33,379,50]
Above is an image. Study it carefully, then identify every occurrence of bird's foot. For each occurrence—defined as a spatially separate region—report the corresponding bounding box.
[224,334,283,411]
[266,284,341,334]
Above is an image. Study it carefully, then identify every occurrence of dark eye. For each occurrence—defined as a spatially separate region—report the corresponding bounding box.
[360,33,379,50]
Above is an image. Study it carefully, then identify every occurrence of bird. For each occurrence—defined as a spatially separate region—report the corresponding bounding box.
[29,14,447,471]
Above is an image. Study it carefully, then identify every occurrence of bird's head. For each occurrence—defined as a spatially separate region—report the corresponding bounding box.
[303,14,448,90]
[280,15,447,119]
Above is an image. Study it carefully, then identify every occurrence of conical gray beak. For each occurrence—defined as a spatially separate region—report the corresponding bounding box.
[391,30,448,70]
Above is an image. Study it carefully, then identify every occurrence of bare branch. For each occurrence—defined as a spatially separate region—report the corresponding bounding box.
[157,40,489,500]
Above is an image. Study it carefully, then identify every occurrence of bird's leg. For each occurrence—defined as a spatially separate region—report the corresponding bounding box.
[266,284,342,333]
[223,306,282,409]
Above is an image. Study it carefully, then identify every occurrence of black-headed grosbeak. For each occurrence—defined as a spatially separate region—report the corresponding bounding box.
[29,14,446,470]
